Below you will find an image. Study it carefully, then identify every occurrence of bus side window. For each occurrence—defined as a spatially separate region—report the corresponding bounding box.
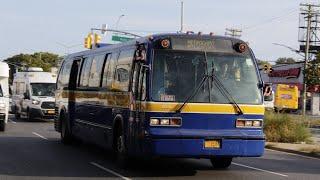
[57,60,72,90]
[101,53,112,88]
[105,52,118,90]
[79,57,93,87]
[88,54,106,88]
[114,49,135,91]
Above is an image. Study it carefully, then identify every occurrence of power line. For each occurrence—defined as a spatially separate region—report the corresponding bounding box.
[225,28,242,38]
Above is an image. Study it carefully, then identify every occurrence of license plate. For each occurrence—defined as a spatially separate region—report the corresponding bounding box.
[47,110,55,114]
[204,140,221,149]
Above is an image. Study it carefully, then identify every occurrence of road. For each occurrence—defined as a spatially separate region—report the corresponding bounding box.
[0,115,319,180]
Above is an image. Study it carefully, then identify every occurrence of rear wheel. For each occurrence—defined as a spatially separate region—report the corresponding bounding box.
[60,112,73,145]
[210,157,232,169]
[0,120,5,131]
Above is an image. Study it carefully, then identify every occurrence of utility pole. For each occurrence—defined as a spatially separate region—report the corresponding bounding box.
[180,1,184,33]
[225,28,242,38]
[300,3,320,116]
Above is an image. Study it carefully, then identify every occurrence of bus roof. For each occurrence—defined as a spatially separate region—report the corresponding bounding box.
[65,33,246,60]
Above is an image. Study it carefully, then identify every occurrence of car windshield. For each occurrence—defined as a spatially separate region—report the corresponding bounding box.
[151,50,262,104]
[31,83,55,97]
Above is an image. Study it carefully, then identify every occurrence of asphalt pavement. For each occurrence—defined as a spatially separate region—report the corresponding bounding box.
[0,115,319,180]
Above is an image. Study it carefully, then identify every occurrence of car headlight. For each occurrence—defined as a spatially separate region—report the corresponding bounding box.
[32,100,40,105]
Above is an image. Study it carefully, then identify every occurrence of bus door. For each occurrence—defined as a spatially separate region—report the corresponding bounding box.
[128,61,146,153]
[68,58,81,134]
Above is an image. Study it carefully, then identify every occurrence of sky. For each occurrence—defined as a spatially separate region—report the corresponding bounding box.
[0,0,319,62]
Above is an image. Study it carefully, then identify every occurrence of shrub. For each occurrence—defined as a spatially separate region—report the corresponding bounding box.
[264,112,311,143]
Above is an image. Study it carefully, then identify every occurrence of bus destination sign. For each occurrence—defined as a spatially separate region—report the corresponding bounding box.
[170,37,233,53]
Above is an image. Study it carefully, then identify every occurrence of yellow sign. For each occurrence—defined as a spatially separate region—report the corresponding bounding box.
[204,140,221,149]
[275,84,299,110]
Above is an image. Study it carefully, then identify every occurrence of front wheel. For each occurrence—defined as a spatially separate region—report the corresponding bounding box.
[210,157,232,169]
[60,113,73,145]
[0,120,5,131]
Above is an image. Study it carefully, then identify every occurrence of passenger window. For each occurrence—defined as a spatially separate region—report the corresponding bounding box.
[79,57,93,87]
[105,53,118,90]
[101,54,112,88]
[89,54,106,88]
[114,49,135,91]
[57,60,72,89]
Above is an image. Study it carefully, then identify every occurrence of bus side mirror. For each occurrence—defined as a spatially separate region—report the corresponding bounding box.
[263,84,273,100]
[134,43,146,63]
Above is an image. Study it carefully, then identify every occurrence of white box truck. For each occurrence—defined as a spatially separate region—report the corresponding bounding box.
[12,67,56,121]
[0,62,9,131]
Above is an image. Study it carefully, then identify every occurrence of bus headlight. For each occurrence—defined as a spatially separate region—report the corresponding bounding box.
[236,119,262,128]
[150,117,182,127]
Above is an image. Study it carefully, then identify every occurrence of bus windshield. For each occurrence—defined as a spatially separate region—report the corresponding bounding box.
[151,50,262,104]
[31,83,55,97]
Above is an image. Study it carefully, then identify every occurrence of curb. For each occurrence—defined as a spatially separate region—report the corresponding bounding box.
[265,146,320,159]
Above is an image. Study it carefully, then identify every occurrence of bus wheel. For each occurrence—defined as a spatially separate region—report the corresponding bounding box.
[60,112,73,145]
[115,130,129,168]
[0,120,5,131]
[210,157,232,169]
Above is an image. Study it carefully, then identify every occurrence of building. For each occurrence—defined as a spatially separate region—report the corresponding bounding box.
[260,63,320,115]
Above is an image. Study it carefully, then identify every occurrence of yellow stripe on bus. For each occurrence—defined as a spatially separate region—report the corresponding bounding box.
[141,102,265,114]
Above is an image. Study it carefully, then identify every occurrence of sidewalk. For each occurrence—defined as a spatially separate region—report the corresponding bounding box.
[266,142,320,158]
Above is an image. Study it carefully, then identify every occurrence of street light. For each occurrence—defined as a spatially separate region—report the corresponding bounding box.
[115,14,125,30]
[272,43,304,58]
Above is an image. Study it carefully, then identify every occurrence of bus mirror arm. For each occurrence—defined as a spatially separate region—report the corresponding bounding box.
[134,43,146,63]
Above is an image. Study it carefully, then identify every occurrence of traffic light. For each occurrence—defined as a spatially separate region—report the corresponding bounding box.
[94,33,101,45]
[84,33,92,49]
[264,64,268,72]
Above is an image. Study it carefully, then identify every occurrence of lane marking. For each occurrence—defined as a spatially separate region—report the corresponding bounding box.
[232,162,288,177]
[90,162,131,180]
[32,132,48,140]
[9,119,17,124]
[266,149,320,161]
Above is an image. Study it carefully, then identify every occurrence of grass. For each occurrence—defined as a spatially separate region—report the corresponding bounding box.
[264,111,312,143]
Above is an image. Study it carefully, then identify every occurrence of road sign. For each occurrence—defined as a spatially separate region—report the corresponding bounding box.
[112,35,134,42]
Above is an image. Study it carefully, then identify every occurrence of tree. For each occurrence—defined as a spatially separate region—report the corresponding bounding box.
[3,52,62,84]
[257,59,271,66]
[305,54,320,86]
[275,57,296,64]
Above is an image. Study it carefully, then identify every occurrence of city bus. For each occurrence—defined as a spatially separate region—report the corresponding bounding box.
[54,33,265,169]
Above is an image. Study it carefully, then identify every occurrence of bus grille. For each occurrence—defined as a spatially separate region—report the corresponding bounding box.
[41,102,55,109]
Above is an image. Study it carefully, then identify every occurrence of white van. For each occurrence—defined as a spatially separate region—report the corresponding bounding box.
[12,67,56,121]
[0,62,9,131]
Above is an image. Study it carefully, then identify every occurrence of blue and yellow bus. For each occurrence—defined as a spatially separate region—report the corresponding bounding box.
[54,33,265,168]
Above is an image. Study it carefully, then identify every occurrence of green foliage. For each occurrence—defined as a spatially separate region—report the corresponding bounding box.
[275,57,296,64]
[3,52,62,84]
[257,59,271,66]
[305,53,320,86]
[264,111,311,143]
[4,52,61,72]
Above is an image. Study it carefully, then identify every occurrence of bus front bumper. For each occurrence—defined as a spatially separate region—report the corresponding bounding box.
[144,129,265,158]
[148,138,265,158]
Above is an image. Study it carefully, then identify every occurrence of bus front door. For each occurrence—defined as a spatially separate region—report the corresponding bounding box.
[128,62,146,154]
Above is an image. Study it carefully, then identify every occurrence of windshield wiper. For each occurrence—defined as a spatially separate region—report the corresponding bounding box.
[175,74,210,113]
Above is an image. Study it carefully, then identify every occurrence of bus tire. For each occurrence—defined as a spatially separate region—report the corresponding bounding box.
[60,112,73,145]
[210,157,232,169]
[114,125,129,168]
[0,120,5,131]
